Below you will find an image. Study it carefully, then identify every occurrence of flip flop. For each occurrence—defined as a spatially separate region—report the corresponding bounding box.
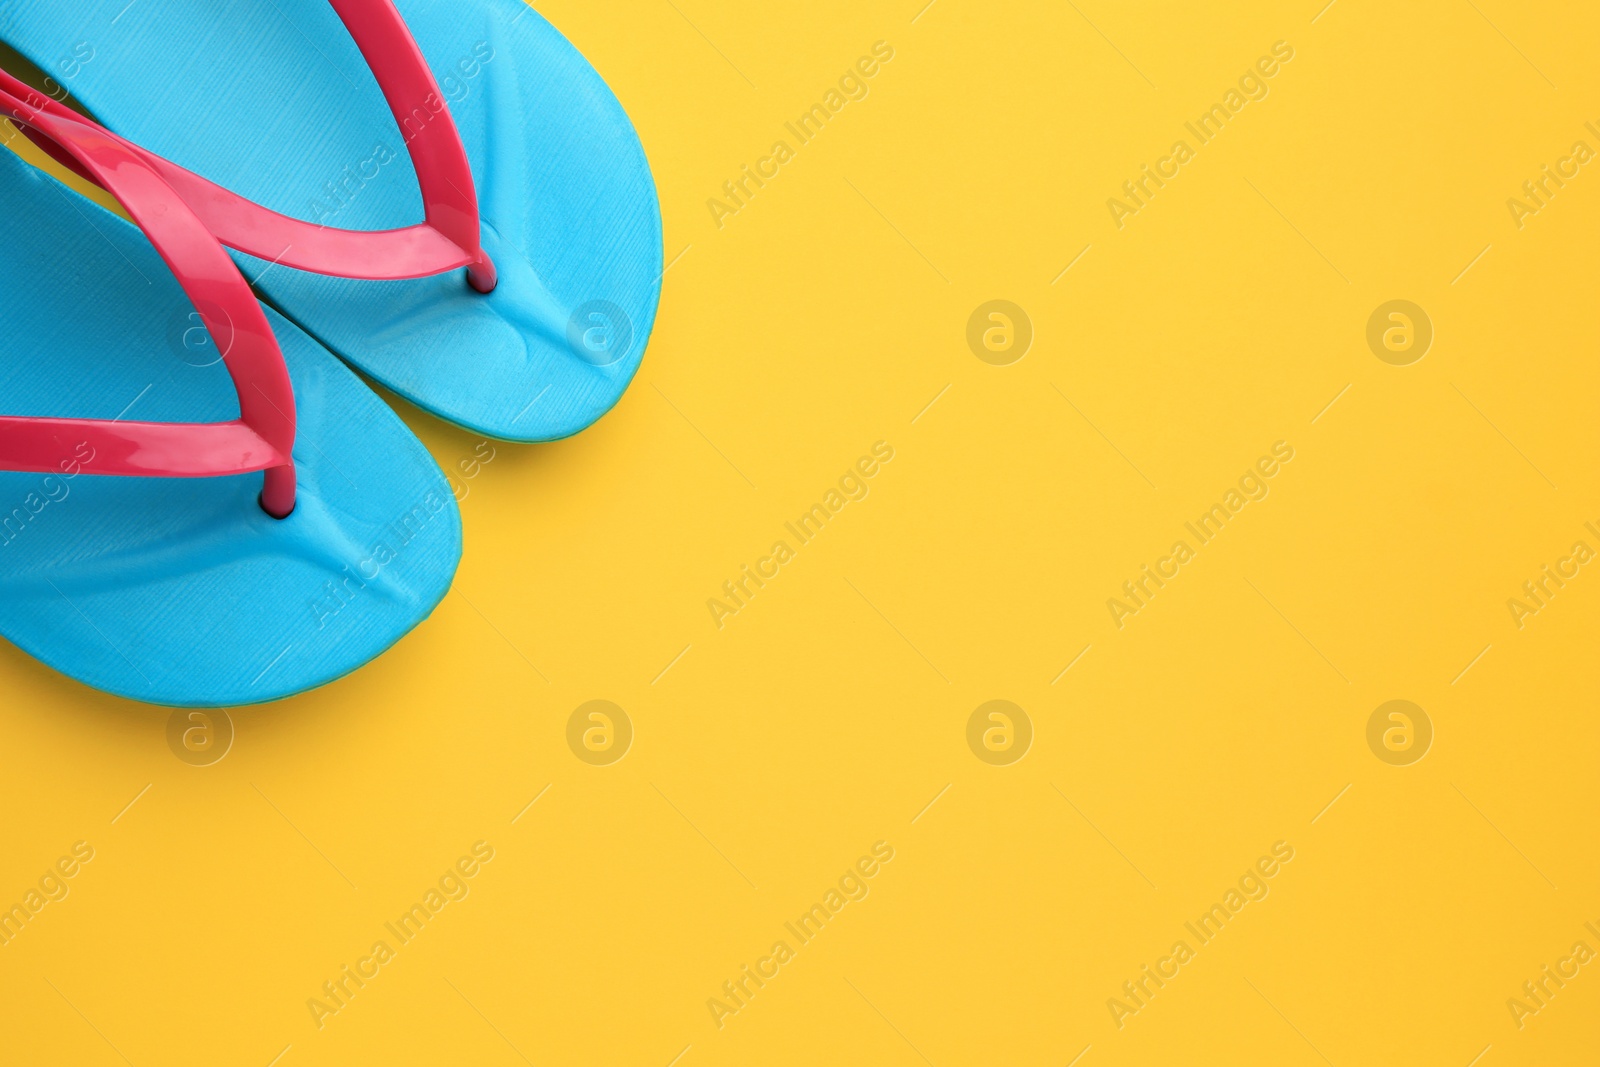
[0,83,460,707]
[0,0,662,441]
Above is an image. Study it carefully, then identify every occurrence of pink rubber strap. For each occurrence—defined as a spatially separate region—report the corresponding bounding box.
[0,88,298,517]
[1,0,496,291]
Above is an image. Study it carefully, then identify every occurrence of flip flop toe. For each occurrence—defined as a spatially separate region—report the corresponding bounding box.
[0,88,460,706]
[2,0,662,441]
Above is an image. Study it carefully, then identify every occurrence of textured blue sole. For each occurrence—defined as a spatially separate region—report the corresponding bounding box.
[2,0,663,440]
[0,147,461,706]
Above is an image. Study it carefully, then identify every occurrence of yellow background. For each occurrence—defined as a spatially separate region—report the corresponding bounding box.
[3,0,1599,1063]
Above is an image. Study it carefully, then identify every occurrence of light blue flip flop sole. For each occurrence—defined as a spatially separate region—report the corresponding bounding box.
[0,146,461,707]
[2,0,662,442]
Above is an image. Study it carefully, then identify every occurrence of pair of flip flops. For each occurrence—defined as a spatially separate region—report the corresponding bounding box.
[0,0,661,706]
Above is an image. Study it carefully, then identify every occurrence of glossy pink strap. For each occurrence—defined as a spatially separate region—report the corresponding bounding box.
[326,0,494,290]
[0,0,496,292]
[0,88,297,517]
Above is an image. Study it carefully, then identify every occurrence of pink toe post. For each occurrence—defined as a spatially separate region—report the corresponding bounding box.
[0,87,298,517]
[0,0,497,290]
